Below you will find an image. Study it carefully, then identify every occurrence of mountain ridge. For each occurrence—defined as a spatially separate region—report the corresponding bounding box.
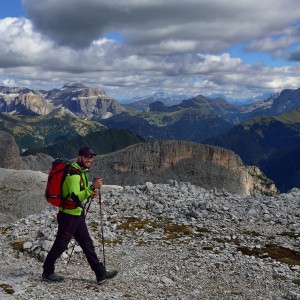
[204,106,300,192]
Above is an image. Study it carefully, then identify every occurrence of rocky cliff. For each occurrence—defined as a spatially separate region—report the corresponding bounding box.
[0,168,48,223]
[0,88,54,115]
[0,83,124,119]
[0,130,53,172]
[46,83,125,119]
[0,130,277,196]
[0,131,23,169]
[91,140,277,196]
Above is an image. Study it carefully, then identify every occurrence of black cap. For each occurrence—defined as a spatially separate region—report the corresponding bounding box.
[78,147,96,157]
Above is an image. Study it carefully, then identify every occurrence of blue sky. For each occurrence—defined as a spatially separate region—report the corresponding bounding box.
[1,0,300,102]
[0,0,26,18]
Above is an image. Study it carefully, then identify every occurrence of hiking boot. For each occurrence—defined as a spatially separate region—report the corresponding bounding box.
[42,272,64,282]
[97,270,118,285]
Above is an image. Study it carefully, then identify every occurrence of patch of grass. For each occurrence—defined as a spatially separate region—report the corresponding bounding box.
[243,230,262,237]
[95,238,122,245]
[104,239,122,245]
[10,241,25,252]
[196,227,209,233]
[89,221,99,231]
[237,243,300,265]
[117,217,193,237]
[272,274,288,281]
[213,236,241,246]
[0,283,14,295]
[279,231,299,239]
[292,279,300,286]
[123,293,133,298]
[162,223,192,236]
[231,238,241,246]
[213,238,225,243]
[162,233,181,240]
[85,283,99,291]
[0,225,12,235]
[117,217,154,233]
[203,246,214,251]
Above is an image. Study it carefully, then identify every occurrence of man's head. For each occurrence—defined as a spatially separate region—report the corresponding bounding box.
[77,146,96,169]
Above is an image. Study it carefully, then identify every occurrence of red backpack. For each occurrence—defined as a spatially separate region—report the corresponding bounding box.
[45,159,82,209]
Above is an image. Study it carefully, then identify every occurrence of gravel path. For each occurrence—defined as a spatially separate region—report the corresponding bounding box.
[1,182,300,299]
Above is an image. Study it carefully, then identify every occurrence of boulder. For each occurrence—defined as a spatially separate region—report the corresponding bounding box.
[0,130,22,169]
[0,168,48,220]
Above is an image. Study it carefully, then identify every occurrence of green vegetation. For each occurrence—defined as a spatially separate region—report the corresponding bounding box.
[279,231,299,239]
[116,216,193,239]
[0,111,105,151]
[237,243,300,265]
[0,284,14,295]
[10,241,25,252]
[0,225,12,235]
[292,279,300,286]
[23,127,144,159]
[243,230,262,237]
[272,274,288,281]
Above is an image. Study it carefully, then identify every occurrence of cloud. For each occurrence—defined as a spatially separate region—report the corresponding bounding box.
[22,0,300,52]
[245,25,300,60]
[0,1,300,100]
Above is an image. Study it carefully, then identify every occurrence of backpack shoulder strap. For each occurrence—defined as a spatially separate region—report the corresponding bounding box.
[68,167,81,176]
[67,166,83,188]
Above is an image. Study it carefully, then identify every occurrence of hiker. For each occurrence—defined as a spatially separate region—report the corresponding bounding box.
[42,146,118,284]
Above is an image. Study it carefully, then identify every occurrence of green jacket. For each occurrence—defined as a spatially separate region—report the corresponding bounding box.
[60,162,94,216]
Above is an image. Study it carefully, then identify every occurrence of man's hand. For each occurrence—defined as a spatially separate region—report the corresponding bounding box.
[93,177,103,189]
[91,190,98,199]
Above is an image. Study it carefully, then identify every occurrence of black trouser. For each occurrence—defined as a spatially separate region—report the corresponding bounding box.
[43,211,106,279]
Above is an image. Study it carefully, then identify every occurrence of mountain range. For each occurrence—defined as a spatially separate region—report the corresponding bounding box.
[23,127,144,159]
[0,82,124,119]
[0,107,105,151]
[2,83,300,192]
[205,107,300,192]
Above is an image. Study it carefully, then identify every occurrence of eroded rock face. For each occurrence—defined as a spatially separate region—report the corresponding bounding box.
[91,140,277,196]
[12,92,54,115]
[0,130,22,169]
[21,153,53,173]
[0,168,48,221]
[0,130,53,172]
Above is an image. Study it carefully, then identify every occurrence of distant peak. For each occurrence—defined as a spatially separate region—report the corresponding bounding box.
[61,82,87,89]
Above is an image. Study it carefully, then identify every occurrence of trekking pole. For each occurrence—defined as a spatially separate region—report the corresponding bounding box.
[99,190,106,267]
[66,197,92,268]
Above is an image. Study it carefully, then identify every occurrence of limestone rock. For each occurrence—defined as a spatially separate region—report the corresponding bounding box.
[21,153,53,173]
[0,130,22,169]
[0,88,54,115]
[0,168,48,219]
[90,140,277,196]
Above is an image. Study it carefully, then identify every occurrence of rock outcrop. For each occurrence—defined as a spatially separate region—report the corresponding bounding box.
[91,140,277,196]
[0,88,54,115]
[21,153,53,173]
[0,168,48,222]
[0,129,277,197]
[0,130,53,172]
[0,83,124,119]
[45,83,125,119]
[0,130,22,169]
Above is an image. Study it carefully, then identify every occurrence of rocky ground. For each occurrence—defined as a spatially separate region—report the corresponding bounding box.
[1,181,300,300]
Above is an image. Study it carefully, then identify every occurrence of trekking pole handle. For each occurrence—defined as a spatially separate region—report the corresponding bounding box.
[92,177,103,189]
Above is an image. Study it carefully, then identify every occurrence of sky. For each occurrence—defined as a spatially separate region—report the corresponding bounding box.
[1,0,300,102]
